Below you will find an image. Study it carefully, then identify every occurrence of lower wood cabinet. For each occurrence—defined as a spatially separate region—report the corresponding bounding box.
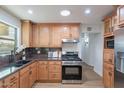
[0,80,3,88]
[20,65,30,88]
[38,61,62,82]
[38,61,49,81]
[20,62,37,88]
[3,72,19,88]
[103,63,114,88]
[29,62,37,87]
[49,61,61,81]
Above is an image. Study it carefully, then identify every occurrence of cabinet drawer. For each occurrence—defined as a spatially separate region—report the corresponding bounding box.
[104,63,114,72]
[3,72,19,88]
[20,66,30,76]
[4,72,19,82]
[39,61,48,65]
[49,65,61,73]
[104,49,114,64]
[49,73,61,80]
[49,61,61,65]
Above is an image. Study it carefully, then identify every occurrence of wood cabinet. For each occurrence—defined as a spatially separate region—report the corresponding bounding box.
[32,24,39,47]
[61,24,80,39]
[3,72,19,88]
[117,5,124,27]
[39,24,50,47]
[103,63,114,88]
[31,23,80,47]
[103,49,114,88]
[37,61,61,82]
[49,61,61,81]
[103,49,114,65]
[29,62,37,87]
[21,20,33,47]
[104,17,114,37]
[70,24,80,39]
[20,65,30,88]
[0,80,3,88]
[20,62,37,88]
[38,61,49,80]
[50,24,63,47]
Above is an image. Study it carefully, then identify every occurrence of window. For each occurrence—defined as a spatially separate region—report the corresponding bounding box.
[0,22,17,56]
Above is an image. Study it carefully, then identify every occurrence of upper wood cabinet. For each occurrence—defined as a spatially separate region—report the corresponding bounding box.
[22,22,80,47]
[32,24,39,47]
[104,17,113,37]
[117,5,124,27]
[70,24,80,39]
[3,72,19,88]
[61,23,80,39]
[39,24,50,47]
[21,20,33,47]
[50,24,63,47]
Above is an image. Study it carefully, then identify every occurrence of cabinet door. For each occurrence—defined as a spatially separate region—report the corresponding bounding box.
[104,18,112,36]
[3,72,19,88]
[103,63,114,88]
[60,25,70,39]
[21,21,32,47]
[20,67,30,88]
[117,5,124,26]
[0,80,3,88]
[39,24,50,47]
[29,63,37,87]
[32,24,39,47]
[50,25,62,47]
[70,24,80,39]
[20,71,29,88]
[104,49,114,64]
[38,62,48,80]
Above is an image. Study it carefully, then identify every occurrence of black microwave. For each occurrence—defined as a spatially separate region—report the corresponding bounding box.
[105,39,114,48]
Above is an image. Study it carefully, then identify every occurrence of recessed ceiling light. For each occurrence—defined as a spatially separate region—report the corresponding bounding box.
[84,9,91,14]
[60,10,71,16]
[28,10,33,14]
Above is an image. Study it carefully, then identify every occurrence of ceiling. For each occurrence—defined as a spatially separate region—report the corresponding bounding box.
[1,5,115,24]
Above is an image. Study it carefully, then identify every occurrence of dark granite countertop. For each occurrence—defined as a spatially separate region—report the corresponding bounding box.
[0,57,61,80]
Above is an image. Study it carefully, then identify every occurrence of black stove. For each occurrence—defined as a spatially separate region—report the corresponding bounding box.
[62,52,82,83]
[62,52,82,61]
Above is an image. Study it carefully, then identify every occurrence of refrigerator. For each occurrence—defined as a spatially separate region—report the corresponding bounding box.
[114,28,124,88]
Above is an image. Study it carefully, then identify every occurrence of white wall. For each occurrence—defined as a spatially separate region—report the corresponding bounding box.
[0,8,21,47]
[80,24,104,76]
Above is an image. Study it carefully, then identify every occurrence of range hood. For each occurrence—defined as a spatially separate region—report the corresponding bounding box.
[62,39,79,43]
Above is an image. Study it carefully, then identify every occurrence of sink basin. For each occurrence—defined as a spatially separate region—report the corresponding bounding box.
[13,60,31,67]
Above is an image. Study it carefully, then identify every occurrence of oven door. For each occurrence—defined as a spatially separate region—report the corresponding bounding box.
[62,65,82,80]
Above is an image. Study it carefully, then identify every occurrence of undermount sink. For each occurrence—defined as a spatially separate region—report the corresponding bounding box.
[13,60,31,67]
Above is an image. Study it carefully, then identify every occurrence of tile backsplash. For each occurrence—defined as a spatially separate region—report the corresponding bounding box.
[0,47,62,69]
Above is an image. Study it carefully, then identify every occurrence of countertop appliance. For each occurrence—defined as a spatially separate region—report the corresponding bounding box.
[62,52,82,84]
[115,28,124,87]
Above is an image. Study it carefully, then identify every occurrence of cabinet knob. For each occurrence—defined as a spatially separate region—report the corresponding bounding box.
[109,72,112,76]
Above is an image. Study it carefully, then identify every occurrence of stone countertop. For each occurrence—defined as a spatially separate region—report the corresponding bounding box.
[0,57,61,80]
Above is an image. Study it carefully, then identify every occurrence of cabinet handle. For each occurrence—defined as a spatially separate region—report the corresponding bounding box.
[109,59,112,62]
[109,72,112,76]
[29,71,32,75]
